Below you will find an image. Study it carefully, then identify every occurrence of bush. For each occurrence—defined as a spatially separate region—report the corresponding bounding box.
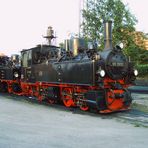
[136,64,148,77]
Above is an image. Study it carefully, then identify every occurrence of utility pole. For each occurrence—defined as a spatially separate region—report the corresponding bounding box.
[79,0,83,37]
[79,0,89,37]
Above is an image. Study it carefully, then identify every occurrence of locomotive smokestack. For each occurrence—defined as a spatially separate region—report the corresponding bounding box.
[104,20,113,50]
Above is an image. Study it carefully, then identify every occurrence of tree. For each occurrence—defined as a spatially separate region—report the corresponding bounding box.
[138,49,148,64]
[82,0,137,51]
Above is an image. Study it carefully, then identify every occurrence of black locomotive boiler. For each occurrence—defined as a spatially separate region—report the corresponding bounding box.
[0,21,138,113]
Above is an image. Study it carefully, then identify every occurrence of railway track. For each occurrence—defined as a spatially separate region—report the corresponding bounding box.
[0,92,148,127]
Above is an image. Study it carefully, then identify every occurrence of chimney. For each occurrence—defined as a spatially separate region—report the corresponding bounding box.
[104,20,113,50]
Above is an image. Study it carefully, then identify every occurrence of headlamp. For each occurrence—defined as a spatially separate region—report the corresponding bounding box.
[134,69,138,76]
[97,69,105,77]
[14,72,19,78]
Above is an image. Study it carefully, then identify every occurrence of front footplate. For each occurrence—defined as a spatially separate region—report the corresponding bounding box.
[84,89,132,113]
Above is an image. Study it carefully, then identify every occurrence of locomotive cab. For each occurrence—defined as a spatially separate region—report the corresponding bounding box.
[21,45,61,82]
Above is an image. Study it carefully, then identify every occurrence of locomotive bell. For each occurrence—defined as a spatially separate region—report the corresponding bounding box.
[104,20,113,50]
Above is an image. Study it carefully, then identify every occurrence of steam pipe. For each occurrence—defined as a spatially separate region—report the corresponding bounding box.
[104,20,113,50]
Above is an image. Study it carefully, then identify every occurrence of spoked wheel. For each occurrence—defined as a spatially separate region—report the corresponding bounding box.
[80,100,89,111]
[62,88,75,107]
[80,105,89,111]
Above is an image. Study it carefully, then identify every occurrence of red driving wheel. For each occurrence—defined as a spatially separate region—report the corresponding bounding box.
[80,100,89,111]
[62,88,74,107]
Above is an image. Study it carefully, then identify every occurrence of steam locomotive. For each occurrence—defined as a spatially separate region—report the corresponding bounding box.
[0,21,138,113]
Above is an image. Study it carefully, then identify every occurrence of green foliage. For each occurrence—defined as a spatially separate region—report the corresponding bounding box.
[82,0,137,48]
[124,44,140,64]
[136,64,148,76]
[126,45,148,64]
[138,49,148,64]
[82,0,148,65]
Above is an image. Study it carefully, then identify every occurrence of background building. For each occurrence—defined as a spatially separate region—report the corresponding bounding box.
[144,38,148,50]
[133,31,148,50]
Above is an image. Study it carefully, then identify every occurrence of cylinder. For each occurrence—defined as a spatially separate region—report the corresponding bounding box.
[104,20,113,50]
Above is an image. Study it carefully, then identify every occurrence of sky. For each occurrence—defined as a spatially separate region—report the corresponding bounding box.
[122,0,148,32]
[0,0,147,56]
